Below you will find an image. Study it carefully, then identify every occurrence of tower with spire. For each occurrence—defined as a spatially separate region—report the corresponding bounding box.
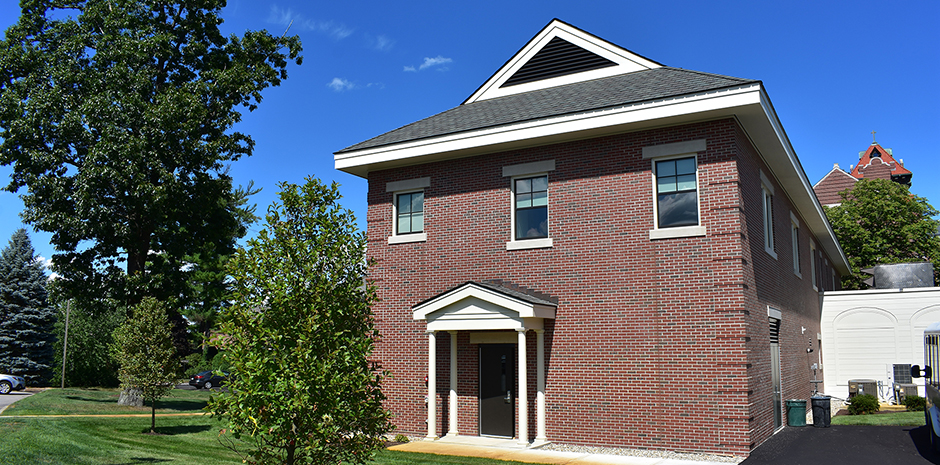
[813,135,912,207]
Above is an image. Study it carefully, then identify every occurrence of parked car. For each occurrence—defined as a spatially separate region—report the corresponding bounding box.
[188,370,228,389]
[0,374,26,394]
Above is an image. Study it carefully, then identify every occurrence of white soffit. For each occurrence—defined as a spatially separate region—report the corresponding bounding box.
[465,19,661,104]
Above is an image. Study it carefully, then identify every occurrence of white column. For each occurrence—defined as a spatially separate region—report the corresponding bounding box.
[535,329,547,443]
[517,328,528,446]
[426,330,438,440]
[447,331,458,437]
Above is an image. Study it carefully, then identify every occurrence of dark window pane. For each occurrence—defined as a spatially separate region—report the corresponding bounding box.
[658,191,698,228]
[516,206,548,239]
[396,192,424,234]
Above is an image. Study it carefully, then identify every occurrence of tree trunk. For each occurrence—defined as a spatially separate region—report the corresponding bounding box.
[118,388,144,407]
[151,398,156,433]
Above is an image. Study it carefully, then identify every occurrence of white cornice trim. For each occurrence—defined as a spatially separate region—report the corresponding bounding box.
[336,84,761,172]
[465,20,661,104]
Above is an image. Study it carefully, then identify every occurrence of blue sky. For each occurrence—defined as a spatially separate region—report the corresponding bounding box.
[1,0,938,264]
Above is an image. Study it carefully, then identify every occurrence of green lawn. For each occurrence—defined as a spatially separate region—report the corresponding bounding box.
[0,388,536,464]
[1,387,212,416]
[830,410,926,426]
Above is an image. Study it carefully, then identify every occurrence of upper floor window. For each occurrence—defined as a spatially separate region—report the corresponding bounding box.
[386,177,430,244]
[643,139,707,240]
[503,160,555,250]
[655,157,698,228]
[790,212,801,277]
[514,175,548,240]
[810,241,818,291]
[761,171,776,258]
[396,191,424,235]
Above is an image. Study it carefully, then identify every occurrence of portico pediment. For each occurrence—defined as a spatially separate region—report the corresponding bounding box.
[413,281,556,332]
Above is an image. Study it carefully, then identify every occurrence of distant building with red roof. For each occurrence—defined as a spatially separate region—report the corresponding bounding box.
[813,140,912,206]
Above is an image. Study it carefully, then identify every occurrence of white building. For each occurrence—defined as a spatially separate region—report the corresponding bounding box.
[821,286,940,400]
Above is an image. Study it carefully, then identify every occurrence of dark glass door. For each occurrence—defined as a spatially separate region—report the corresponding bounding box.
[479,344,515,437]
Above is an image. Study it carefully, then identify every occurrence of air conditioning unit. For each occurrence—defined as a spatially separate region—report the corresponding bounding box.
[848,379,878,398]
[894,384,918,403]
[894,364,913,384]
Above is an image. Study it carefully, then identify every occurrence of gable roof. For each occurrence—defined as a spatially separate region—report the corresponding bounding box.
[334,19,851,276]
[464,19,662,104]
[813,164,858,206]
[850,142,912,185]
[337,67,756,155]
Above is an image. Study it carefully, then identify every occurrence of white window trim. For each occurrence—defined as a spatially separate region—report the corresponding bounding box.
[644,139,707,240]
[790,212,801,278]
[761,171,777,259]
[810,241,818,291]
[504,161,555,250]
[387,177,430,245]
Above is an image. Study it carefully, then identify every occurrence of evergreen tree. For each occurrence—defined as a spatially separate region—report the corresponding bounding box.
[0,228,55,385]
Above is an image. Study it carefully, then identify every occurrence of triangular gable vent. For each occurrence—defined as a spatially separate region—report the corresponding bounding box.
[501,36,616,88]
[464,19,662,104]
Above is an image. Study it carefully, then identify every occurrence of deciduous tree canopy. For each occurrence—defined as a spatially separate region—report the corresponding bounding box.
[210,178,391,465]
[0,0,302,309]
[826,178,940,289]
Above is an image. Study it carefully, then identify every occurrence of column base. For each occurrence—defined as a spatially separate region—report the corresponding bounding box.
[444,432,459,438]
[530,438,551,448]
[424,434,439,441]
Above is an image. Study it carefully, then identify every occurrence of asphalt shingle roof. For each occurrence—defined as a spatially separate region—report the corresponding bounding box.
[337,67,758,154]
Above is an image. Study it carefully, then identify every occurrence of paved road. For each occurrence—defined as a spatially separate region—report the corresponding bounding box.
[742,425,940,465]
[0,391,32,414]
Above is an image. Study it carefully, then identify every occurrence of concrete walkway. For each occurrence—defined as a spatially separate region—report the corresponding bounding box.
[390,436,741,465]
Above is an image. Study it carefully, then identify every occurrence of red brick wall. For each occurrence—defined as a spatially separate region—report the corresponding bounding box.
[366,118,838,456]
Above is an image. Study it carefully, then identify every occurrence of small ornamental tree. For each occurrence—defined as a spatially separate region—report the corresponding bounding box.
[210,178,392,465]
[111,297,179,433]
[825,179,940,289]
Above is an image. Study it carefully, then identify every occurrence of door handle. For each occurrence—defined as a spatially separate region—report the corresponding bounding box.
[504,390,511,404]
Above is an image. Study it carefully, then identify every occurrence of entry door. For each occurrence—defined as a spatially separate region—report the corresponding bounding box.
[770,318,782,429]
[480,344,515,437]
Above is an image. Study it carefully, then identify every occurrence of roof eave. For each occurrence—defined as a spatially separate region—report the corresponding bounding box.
[334,84,851,275]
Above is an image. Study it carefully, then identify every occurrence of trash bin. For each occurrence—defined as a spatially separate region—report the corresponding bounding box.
[811,395,831,428]
[786,399,807,427]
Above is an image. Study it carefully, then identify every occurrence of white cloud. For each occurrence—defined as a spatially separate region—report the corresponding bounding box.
[403,65,416,72]
[405,56,453,72]
[267,5,353,40]
[327,78,355,92]
[373,35,394,51]
[420,56,453,70]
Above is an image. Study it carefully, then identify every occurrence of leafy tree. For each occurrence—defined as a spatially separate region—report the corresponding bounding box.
[181,182,261,355]
[111,297,178,433]
[0,1,302,332]
[51,295,123,388]
[210,178,392,465]
[826,178,940,289]
[0,228,55,385]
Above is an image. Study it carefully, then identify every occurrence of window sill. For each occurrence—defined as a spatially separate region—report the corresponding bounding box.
[648,225,706,240]
[793,270,802,279]
[506,238,553,250]
[765,247,778,260]
[388,233,427,245]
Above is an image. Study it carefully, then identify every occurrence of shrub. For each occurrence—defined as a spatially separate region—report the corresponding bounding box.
[902,395,927,412]
[394,434,410,443]
[848,394,880,415]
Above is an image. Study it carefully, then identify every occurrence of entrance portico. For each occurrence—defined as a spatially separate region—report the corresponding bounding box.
[412,281,556,445]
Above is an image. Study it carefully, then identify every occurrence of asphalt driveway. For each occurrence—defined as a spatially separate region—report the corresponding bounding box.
[741,425,940,465]
[0,390,32,414]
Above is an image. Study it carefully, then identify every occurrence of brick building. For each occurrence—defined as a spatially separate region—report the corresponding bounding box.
[335,20,850,457]
[813,140,913,207]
